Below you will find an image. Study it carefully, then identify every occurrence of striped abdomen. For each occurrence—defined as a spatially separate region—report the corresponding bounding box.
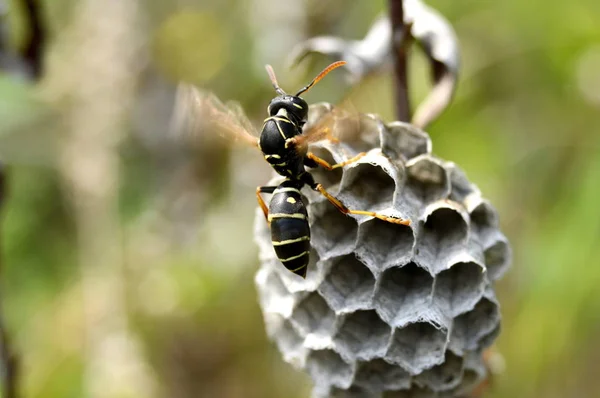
[268,182,310,278]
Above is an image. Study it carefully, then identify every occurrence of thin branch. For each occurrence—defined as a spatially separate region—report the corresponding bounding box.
[0,1,46,396]
[389,0,412,122]
[22,0,45,78]
[0,167,18,398]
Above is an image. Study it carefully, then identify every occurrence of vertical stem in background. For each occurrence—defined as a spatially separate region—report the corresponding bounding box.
[0,0,45,396]
[0,168,17,398]
[41,0,155,396]
[389,0,411,122]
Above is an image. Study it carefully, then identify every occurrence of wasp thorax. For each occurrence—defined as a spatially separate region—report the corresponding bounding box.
[268,95,309,123]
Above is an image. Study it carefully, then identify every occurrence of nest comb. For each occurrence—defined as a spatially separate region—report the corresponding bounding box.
[254,103,511,397]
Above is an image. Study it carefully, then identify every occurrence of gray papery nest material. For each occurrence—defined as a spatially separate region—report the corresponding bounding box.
[254,104,510,397]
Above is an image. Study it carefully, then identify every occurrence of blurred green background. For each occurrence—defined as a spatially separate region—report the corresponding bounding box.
[1,0,600,397]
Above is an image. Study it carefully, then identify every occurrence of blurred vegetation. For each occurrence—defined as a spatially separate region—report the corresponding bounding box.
[0,0,599,397]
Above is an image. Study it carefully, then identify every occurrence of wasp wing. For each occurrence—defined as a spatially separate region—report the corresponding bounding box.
[170,83,259,148]
[291,101,363,151]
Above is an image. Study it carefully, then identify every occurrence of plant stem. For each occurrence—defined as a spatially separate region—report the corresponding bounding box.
[389,0,411,122]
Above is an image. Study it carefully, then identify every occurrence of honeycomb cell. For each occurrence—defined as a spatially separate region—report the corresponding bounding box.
[255,268,295,318]
[433,261,485,318]
[277,248,323,294]
[309,199,358,260]
[329,385,373,398]
[307,349,354,390]
[373,263,434,327]
[309,145,344,190]
[386,322,448,375]
[319,254,376,313]
[339,162,396,212]
[452,352,486,397]
[449,297,500,354]
[273,318,306,367]
[356,219,414,273]
[468,198,499,245]
[405,155,451,204]
[354,358,411,392]
[415,351,464,392]
[291,293,337,341]
[382,122,431,161]
[484,238,511,281]
[447,163,480,203]
[334,310,392,360]
[382,386,437,398]
[416,205,469,274]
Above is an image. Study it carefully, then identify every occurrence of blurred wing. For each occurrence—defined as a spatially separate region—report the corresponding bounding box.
[170,83,259,148]
[293,102,361,150]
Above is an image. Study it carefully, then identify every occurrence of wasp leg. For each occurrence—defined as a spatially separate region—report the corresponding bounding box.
[306,152,366,171]
[313,183,410,225]
[256,186,277,223]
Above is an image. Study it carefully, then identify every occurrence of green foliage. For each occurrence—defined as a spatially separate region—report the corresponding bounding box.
[1,0,600,397]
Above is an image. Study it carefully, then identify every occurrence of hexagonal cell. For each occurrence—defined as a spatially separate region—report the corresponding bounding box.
[447,163,479,203]
[290,292,337,341]
[484,239,511,281]
[329,385,373,398]
[277,248,324,294]
[354,358,411,392]
[382,386,437,398]
[309,145,344,190]
[449,297,500,355]
[339,162,396,212]
[255,268,295,318]
[382,121,431,161]
[373,263,434,327]
[273,318,306,367]
[415,351,464,392]
[405,156,451,204]
[432,261,485,318]
[334,310,392,360]
[416,206,469,274]
[452,352,487,397]
[319,254,376,313]
[306,349,354,390]
[468,199,499,245]
[386,322,448,375]
[309,199,358,260]
[356,218,414,273]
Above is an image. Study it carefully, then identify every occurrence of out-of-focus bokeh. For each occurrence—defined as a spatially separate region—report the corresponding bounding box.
[0,0,599,397]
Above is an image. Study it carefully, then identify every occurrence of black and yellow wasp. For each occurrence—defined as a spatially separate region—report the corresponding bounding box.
[173,61,410,278]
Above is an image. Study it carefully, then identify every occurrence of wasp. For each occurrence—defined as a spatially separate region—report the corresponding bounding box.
[173,61,410,278]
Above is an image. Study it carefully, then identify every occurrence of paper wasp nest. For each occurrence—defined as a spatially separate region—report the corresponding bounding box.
[254,104,510,397]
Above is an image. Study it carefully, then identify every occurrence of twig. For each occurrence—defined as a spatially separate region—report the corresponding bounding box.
[389,0,412,122]
[0,1,46,396]
[22,0,45,78]
[0,167,18,398]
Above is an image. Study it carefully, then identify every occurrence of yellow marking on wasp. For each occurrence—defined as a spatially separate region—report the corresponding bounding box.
[272,236,310,246]
[264,116,294,124]
[275,119,287,140]
[274,162,287,166]
[268,213,307,221]
[265,154,281,160]
[273,187,301,195]
[287,197,297,204]
[290,263,308,273]
[292,103,303,109]
[280,251,310,262]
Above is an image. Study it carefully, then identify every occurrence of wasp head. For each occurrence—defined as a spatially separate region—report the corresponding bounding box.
[267,95,308,123]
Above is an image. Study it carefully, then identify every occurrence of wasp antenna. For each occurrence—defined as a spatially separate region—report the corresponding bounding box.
[295,60,347,96]
[265,64,287,96]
